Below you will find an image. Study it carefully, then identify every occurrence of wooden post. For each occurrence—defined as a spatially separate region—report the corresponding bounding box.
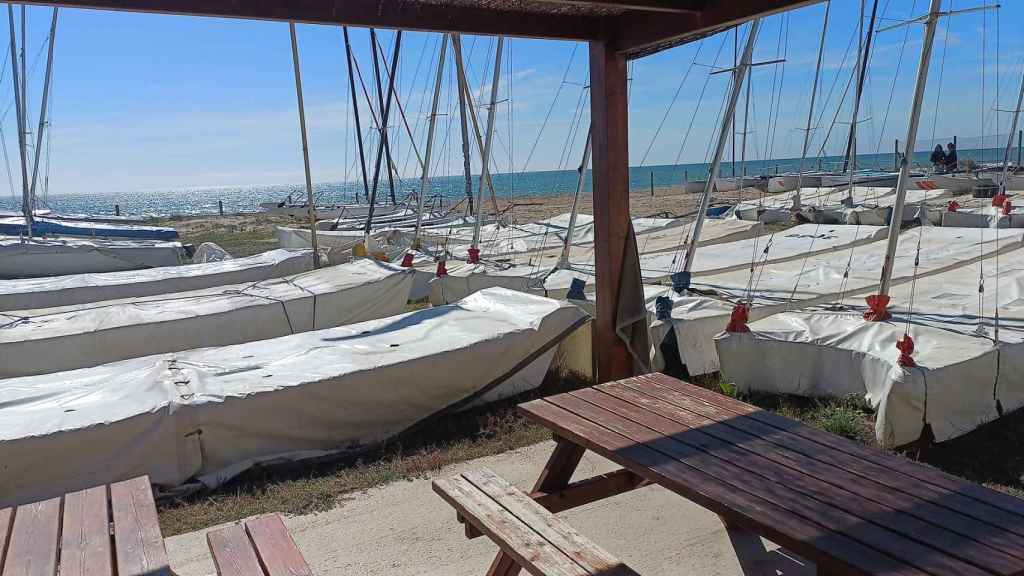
[894,139,899,172]
[1018,130,1022,168]
[219,200,224,215]
[650,171,654,196]
[114,204,120,216]
[589,40,633,383]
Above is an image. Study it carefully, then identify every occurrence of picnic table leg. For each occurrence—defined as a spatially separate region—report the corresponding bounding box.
[484,437,586,576]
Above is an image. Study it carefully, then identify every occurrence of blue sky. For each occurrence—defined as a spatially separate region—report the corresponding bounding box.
[2,0,1023,195]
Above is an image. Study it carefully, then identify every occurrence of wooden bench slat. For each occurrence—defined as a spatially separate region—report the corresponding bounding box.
[601,382,1024,565]
[244,515,313,576]
[0,508,13,572]
[645,373,1024,520]
[208,523,267,576]
[434,476,592,576]
[60,486,114,576]
[110,476,171,576]
[634,375,1024,541]
[519,398,928,576]
[462,469,639,576]
[0,497,60,576]
[573,386,1024,575]
[551,392,996,576]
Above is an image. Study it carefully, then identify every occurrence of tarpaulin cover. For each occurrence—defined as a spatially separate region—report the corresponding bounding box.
[0,216,179,239]
[0,248,314,311]
[0,287,587,506]
[0,235,184,278]
[0,259,413,378]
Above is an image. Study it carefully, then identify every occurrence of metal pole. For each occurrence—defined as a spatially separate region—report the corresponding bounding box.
[683,19,761,274]
[362,29,402,238]
[8,5,31,236]
[795,0,831,203]
[895,139,899,171]
[877,0,943,298]
[453,35,474,214]
[842,0,879,174]
[1018,129,1022,168]
[343,27,371,205]
[469,36,504,254]
[997,61,1024,193]
[371,35,399,205]
[412,33,448,249]
[559,128,592,268]
[288,22,320,267]
[29,8,57,201]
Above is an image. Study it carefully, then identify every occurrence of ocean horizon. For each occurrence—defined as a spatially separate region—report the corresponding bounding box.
[1,146,1016,218]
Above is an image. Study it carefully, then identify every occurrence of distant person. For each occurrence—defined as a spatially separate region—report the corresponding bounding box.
[945,142,958,172]
[930,144,947,170]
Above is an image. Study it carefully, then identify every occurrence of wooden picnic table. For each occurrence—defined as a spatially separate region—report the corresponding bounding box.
[0,475,171,576]
[501,373,1024,576]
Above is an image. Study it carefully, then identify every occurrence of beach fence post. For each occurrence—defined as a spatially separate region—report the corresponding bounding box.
[114,204,120,216]
[650,171,654,196]
[1018,129,1021,167]
[219,200,224,215]
[894,139,899,171]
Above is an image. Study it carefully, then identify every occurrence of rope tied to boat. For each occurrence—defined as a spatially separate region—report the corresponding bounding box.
[725,303,751,333]
[400,252,415,268]
[946,200,959,212]
[1002,199,1013,216]
[435,259,448,277]
[896,334,916,368]
[992,192,1007,209]
[467,246,480,264]
[863,293,891,322]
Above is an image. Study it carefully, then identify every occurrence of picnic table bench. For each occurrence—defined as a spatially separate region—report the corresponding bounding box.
[438,373,1024,576]
[206,513,314,576]
[0,475,171,576]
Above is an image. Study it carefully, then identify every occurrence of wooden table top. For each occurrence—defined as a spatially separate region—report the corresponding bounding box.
[519,373,1024,576]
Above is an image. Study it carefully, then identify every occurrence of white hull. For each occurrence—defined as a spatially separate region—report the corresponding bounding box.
[907,174,978,192]
[0,248,314,312]
[0,288,587,505]
[0,259,414,379]
[0,236,184,278]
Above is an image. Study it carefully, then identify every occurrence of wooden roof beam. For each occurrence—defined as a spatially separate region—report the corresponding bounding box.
[17,0,604,41]
[613,0,822,58]
[531,0,705,14]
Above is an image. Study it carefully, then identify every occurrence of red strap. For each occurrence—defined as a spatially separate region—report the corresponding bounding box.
[896,334,916,367]
[863,294,892,321]
[400,252,415,268]
[725,304,751,333]
[1003,199,1013,216]
[435,259,448,277]
[467,247,481,264]
[992,192,1008,208]
[946,200,959,213]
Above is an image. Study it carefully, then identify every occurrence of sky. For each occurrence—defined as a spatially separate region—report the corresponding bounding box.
[1,0,1023,196]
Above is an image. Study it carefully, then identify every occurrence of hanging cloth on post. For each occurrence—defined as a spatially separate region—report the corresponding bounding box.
[615,220,652,375]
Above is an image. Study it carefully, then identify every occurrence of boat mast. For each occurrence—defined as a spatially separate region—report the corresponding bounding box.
[411,33,448,250]
[998,56,1024,194]
[681,20,761,275]
[8,5,31,237]
[371,37,399,205]
[343,27,371,205]
[454,37,474,215]
[288,22,320,267]
[841,0,879,176]
[559,127,592,269]
[873,0,942,304]
[470,37,504,261]
[795,0,831,200]
[363,29,402,238]
[29,8,57,202]
[451,36,501,219]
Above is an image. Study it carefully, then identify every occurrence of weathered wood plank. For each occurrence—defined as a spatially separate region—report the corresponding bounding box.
[633,375,1024,537]
[60,486,114,576]
[611,378,1024,560]
[646,373,1024,519]
[463,469,639,576]
[244,515,312,576]
[1,497,60,576]
[519,398,926,576]
[207,523,265,576]
[433,476,590,576]
[0,508,13,572]
[110,476,171,576]
[573,387,1023,575]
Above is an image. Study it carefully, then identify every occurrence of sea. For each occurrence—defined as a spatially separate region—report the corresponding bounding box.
[0,147,1016,218]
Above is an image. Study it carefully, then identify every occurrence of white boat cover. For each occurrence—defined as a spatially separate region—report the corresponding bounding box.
[0,288,588,506]
[0,259,413,378]
[0,249,314,312]
[0,236,184,278]
[654,227,1024,376]
[717,240,1024,446]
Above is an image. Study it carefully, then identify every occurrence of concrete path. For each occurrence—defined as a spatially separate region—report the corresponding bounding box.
[166,440,814,575]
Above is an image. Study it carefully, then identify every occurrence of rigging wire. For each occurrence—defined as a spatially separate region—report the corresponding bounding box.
[638,39,705,166]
